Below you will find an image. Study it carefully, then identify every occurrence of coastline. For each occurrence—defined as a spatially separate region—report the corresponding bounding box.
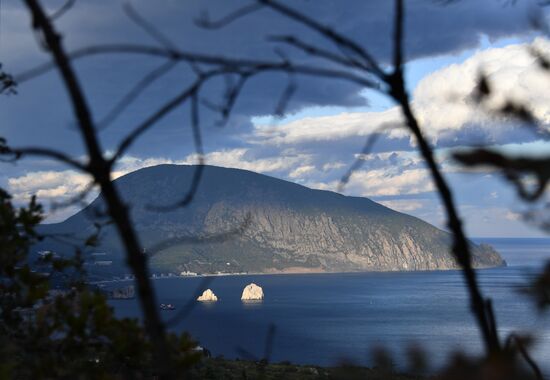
[90,264,505,285]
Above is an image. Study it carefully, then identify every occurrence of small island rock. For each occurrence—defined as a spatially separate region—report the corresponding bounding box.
[241,283,264,301]
[197,289,218,302]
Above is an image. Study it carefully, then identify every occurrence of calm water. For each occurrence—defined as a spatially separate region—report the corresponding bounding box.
[110,238,550,374]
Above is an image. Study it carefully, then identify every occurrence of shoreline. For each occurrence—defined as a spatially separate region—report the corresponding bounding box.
[90,264,506,285]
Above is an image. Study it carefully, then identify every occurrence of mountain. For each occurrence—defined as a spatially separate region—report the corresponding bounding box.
[35,165,504,278]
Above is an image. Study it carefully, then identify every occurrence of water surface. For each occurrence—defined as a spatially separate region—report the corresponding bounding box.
[110,238,550,373]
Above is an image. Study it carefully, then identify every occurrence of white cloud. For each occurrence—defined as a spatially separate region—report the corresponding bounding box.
[413,37,550,139]
[505,210,522,221]
[251,38,550,147]
[305,180,340,192]
[183,148,311,174]
[348,168,434,196]
[8,170,91,202]
[110,156,180,179]
[288,165,316,178]
[252,108,404,145]
[322,162,346,171]
[378,199,425,212]
[7,148,312,221]
[305,165,434,197]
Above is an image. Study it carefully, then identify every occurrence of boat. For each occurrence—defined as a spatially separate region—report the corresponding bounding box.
[159,303,175,311]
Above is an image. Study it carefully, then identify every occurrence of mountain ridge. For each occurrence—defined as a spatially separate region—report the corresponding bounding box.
[34,164,505,278]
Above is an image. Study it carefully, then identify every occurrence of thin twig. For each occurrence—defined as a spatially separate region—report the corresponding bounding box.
[1,146,89,172]
[506,334,543,380]
[146,213,252,255]
[23,1,173,376]
[385,0,500,354]
[337,125,398,193]
[108,77,206,166]
[97,60,178,130]
[147,92,205,210]
[15,44,380,89]
[123,2,176,50]
[49,0,75,21]
[268,35,363,69]
[257,0,386,79]
[195,3,265,30]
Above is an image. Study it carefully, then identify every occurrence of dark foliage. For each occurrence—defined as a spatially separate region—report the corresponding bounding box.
[0,189,200,378]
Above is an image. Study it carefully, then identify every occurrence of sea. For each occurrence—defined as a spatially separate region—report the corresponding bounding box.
[110,238,550,375]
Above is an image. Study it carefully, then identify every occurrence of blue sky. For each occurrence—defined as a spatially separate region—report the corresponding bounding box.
[0,0,549,237]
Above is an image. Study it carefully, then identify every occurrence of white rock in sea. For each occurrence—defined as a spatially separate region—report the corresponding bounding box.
[241,283,264,301]
[197,289,218,302]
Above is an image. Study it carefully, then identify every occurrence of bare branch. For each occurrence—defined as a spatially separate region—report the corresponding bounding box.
[385,0,500,354]
[109,76,207,165]
[204,72,251,127]
[23,1,173,375]
[454,149,550,201]
[195,3,265,30]
[16,44,380,89]
[123,2,176,50]
[50,181,96,212]
[147,92,205,211]
[392,0,404,74]
[49,0,75,21]
[98,60,178,129]
[0,65,17,94]
[0,144,89,172]
[147,213,252,255]
[505,334,544,380]
[273,74,296,117]
[337,125,399,193]
[257,0,386,78]
[24,1,104,169]
[268,35,361,69]
[108,59,378,166]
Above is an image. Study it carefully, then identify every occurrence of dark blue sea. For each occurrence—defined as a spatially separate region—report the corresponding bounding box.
[110,238,550,374]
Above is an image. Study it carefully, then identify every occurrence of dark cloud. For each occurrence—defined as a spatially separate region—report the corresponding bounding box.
[2,0,548,238]
[0,0,540,159]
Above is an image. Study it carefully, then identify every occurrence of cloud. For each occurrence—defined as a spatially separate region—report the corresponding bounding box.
[347,168,434,197]
[8,170,91,202]
[303,154,434,197]
[378,199,426,212]
[2,1,546,236]
[413,37,550,142]
[7,148,310,219]
[183,148,311,174]
[505,210,522,221]
[252,108,403,146]
[251,38,550,148]
[1,0,541,167]
[322,162,346,171]
[289,165,316,178]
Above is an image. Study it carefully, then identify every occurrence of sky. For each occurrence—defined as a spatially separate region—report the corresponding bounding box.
[1,0,549,237]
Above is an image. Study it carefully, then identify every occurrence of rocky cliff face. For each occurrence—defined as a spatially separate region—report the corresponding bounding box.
[241,283,264,301]
[35,165,505,276]
[199,201,502,272]
[197,289,218,302]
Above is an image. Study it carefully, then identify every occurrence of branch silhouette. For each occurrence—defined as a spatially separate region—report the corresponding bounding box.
[5,0,546,375]
[21,0,173,376]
